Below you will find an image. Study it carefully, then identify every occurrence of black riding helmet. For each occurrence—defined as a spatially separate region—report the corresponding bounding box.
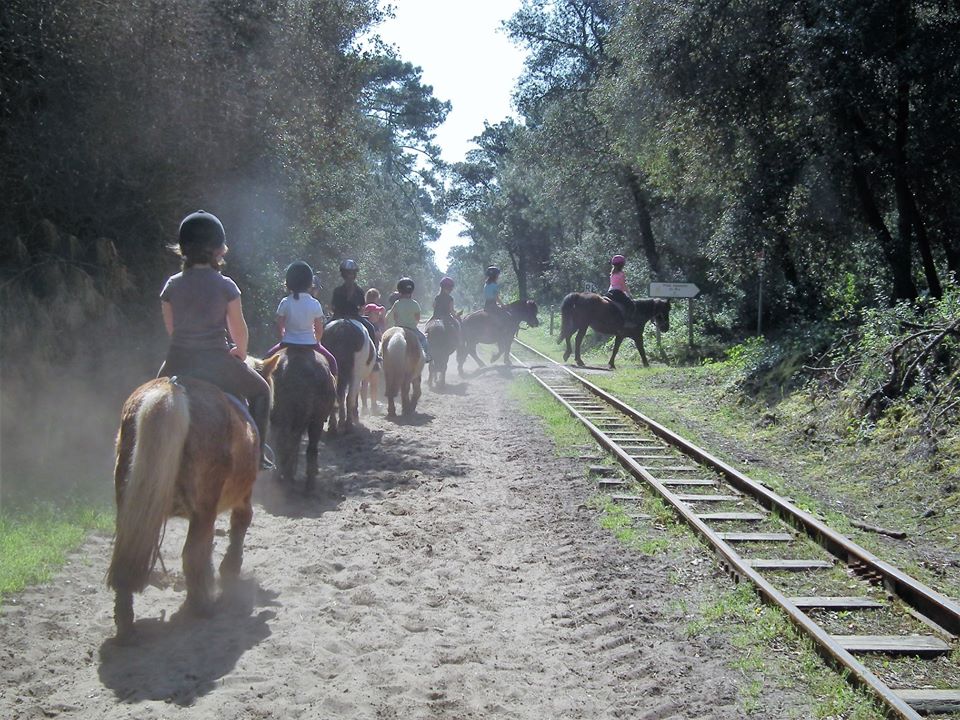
[485,265,500,279]
[285,261,314,296]
[397,277,415,294]
[177,210,225,266]
[177,210,227,254]
[340,259,359,278]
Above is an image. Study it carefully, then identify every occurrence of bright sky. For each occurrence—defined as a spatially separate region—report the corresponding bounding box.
[375,0,527,270]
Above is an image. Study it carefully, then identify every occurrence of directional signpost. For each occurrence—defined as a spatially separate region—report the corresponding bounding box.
[649,282,701,350]
[648,282,700,299]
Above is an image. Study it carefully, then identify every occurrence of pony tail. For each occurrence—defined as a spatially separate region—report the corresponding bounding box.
[107,381,190,594]
[558,293,577,343]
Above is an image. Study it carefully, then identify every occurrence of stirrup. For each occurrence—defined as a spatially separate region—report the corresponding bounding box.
[260,444,276,471]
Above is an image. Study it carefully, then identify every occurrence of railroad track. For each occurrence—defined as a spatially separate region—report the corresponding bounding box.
[510,338,960,719]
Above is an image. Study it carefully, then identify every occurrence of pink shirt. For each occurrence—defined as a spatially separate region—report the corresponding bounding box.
[609,269,629,293]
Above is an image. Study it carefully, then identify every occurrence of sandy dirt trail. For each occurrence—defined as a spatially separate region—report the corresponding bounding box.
[1,367,803,719]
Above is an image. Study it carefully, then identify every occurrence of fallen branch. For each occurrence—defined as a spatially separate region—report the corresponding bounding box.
[851,519,907,539]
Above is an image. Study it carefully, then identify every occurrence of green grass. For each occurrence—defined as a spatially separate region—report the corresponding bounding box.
[589,494,672,555]
[509,373,595,455]
[0,503,113,602]
[517,324,960,599]
[510,353,891,719]
[689,584,885,719]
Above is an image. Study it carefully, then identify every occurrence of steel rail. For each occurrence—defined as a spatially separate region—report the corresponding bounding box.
[510,339,959,719]
[513,339,960,636]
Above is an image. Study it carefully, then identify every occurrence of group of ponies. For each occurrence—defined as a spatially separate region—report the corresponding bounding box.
[107,291,668,643]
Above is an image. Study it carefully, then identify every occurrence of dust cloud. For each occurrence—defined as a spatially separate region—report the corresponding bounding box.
[0,337,164,513]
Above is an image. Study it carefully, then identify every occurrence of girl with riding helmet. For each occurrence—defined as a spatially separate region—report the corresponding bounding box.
[265,261,338,377]
[606,254,635,324]
[157,210,272,467]
[386,277,431,361]
[608,254,630,298]
[483,266,501,313]
[432,276,459,324]
[331,258,381,368]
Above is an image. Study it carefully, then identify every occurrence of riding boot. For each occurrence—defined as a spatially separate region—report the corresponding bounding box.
[249,395,274,470]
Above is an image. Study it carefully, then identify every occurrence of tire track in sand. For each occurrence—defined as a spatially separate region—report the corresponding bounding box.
[0,370,818,719]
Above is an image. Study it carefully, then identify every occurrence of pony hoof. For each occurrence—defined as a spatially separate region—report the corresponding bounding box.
[186,597,215,619]
[220,555,242,579]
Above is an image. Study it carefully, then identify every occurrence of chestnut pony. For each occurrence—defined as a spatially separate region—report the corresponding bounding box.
[107,356,279,643]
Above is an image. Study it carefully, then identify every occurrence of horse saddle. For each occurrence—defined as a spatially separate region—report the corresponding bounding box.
[170,376,259,443]
[603,294,636,328]
[332,318,365,333]
[223,392,259,444]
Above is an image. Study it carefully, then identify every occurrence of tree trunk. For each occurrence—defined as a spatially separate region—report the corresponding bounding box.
[850,161,917,302]
[620,167,662,279]
[508,249,528,301]
[892,46,940,297]
[907,189,942,298]
[940,234,960,278]
[840,98,916,302]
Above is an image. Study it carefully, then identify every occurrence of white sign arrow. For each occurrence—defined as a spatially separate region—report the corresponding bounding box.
[649,282,700,299]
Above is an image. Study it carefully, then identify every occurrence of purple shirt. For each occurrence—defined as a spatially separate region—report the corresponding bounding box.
[160,267,241,350]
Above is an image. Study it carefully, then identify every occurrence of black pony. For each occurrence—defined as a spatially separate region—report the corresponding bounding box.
[458,300,539,373]
[269,346,336,490]
[558,292,669,368]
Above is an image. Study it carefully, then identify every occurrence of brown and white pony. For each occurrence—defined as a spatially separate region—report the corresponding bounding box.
[107,357,280,643]
[558,292,670,368]
[322,319,375,432]
[381,326,426,417]
[457,299,540,374]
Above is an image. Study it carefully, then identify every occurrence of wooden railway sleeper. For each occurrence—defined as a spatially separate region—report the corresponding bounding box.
[512,343,959,718]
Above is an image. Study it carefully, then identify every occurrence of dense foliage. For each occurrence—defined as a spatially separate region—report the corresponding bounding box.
[448,0,960,334]
[0,0,448,351]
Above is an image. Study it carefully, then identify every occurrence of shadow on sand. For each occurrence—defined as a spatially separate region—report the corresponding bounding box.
[462,364,530,378]
[383,410,435,426]
[255,417,470,520]
[428,381,470,395]
[98,577,278,706]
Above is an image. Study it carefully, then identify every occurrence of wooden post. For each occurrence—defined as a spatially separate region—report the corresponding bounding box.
[757,250,764,336]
